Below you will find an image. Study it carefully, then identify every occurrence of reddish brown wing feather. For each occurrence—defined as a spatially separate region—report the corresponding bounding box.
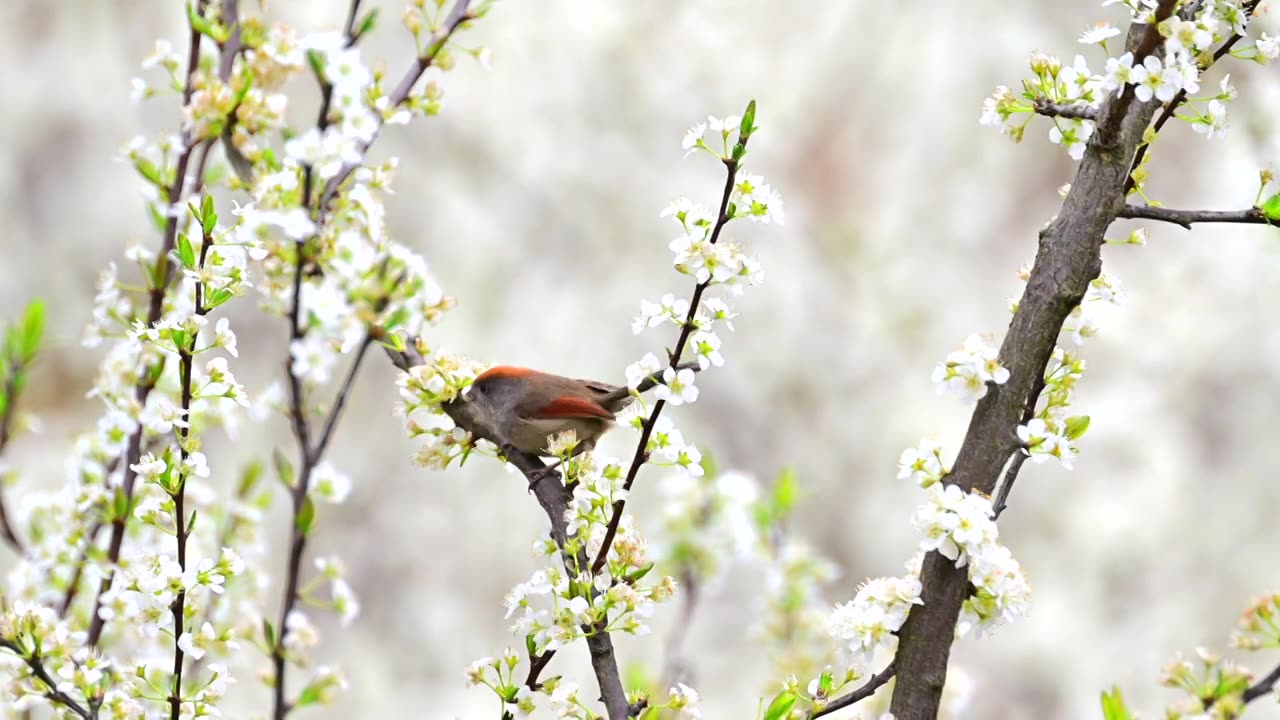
[535,395,615,420]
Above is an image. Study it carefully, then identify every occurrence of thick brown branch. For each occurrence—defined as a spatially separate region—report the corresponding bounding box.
[1116,204,1270,229]
[889,4,1178,716]
[810,661,897,719]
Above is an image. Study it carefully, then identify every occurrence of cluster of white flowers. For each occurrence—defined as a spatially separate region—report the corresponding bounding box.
[897,436,949,488]
[2,3,491,717]
[397,350,490,468]
[828,569,924,671]
[981,0,1263,160]
[931,333,1010,403]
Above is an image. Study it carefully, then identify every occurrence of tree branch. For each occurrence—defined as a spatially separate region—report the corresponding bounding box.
[1241,661,1280,704]
[590,145,749,577]
[1116,204,1271,229]
[0,640,95,720]
[809,661,897,719]
[1034,99,1098,121]
[87,3,207,649]
[889,3,1179,715]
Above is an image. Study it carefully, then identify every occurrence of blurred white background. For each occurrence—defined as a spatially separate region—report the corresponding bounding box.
[2,1,1280,718]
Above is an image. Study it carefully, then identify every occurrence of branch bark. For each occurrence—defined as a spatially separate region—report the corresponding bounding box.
[1033,99,1098,121]
[809,661,897,719]
[1116,204,1271,229]
[888,7,1178,717]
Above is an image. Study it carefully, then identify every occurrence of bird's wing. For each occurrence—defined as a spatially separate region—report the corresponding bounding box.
[530,395,615,420]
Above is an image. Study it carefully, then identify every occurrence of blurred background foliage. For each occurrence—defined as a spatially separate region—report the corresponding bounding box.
[1,1,1279,717]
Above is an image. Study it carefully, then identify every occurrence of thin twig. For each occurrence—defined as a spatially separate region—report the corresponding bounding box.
[523,649,557,690]
[1242,661,1280,703]
[809,661,897,719]
[590,147,748,577]
[167,219,214,720]
[0,641,95,720]
[270,336,371,720]
[87,3,207,648]
[1116,204,1270,229]
[1034,99,1098,121]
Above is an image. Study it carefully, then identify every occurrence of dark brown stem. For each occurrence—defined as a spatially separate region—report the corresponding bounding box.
[1242,661,1280,704]
[270,336,371,720]
[168,225,213,720]
[524,649,557,690]
[1116,204,1270,229]
[0,641,95,720]
[590,149,747,577]
[809,661,897,719]
[889,4,1179,715]
[87,4,207,649]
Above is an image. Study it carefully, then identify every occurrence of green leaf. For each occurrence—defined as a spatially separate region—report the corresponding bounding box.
[201,194,217,236]
[773,468,799,517]
[763,689,797,720]
[262,619,276,649]
[273,450,295,488]
[739,99,757,137]
[187,508,198,533]
[1260,192,1280,222]
[306,49,326,82]
[1064,415,1091,441]
[133,157,165,188]
[698,450,719,479]
[296,683,323,707]
[1100,687,1132,720]
[354,8,380,40]
[626,562,655,584]
[525,634,537,659]
[237,460,264,498]
[177,232,197,269]
[204,288,234,310]
[296,495,316,535]
[19,300,45,363]
[187,2,218,39]
[112,486,131,521]
[147,202,167,232]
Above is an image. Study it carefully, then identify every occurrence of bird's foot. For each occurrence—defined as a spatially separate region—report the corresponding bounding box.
[527,461,564,492]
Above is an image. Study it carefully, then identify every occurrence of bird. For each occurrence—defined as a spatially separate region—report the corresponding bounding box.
[443,365,635,458]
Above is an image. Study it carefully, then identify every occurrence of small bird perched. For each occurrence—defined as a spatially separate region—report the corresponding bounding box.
[444,365,635,457]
